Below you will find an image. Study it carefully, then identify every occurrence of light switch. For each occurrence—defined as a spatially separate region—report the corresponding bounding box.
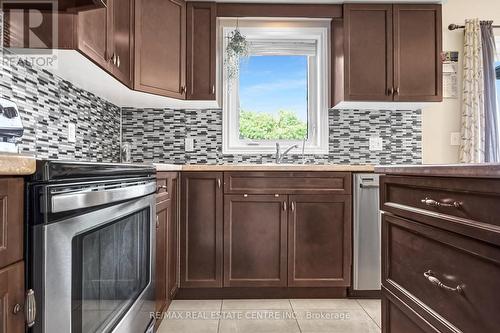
[369,137,383,151]
[450,132,460,146]
[185,138,195,152]
[68,123,76,143]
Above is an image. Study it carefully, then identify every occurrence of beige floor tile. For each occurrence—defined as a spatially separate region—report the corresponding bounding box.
[219,315,300,333]
[168,300,222,311]
[290,299,363,310]
[222,299,292,310]
[157,318,219,333]
[296,309,380,333]
[357,299,381,328]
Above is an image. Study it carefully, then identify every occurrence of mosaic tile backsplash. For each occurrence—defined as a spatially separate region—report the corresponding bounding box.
[122,108,422,165]
[0,59,121,162]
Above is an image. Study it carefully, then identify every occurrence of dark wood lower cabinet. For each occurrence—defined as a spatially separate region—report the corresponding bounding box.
[180,172,223,288]
[380,173,500,333]
[288,195,352,287]
[0,261,25,333]
[155,198,170,323]
[179,172,354,296]
[224,195,287,287]
[168,176,179,299]
[155,172,178,329]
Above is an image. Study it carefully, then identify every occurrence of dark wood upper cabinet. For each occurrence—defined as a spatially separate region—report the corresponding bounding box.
[342,4,442,103]
[77,0,133,86]
[180,172,223,288]
[134,0,186,98]
[393,5,442,102]
[186,2,216,100]
[344,4,393,101]
[77,7,111,70]
[224,195,288,287]
[108,0,134,86]
[288,195,352,287]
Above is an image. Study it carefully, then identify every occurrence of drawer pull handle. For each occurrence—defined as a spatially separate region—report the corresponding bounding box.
[421,197,461,208]
[424,270,464,294]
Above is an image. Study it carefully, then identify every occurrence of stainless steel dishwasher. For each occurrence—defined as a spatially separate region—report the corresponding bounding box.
[353,173,381,291]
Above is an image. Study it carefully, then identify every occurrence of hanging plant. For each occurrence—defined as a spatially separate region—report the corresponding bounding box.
[224,26,250,80]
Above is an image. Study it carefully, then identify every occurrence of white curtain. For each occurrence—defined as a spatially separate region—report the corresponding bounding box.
[459,19,486,163]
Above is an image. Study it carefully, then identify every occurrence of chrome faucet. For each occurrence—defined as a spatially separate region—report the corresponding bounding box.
[275,142,299,164]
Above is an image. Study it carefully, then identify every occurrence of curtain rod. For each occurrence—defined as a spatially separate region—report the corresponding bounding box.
[448,23,500,30]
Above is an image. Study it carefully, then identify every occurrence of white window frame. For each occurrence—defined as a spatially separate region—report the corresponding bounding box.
[218,18,331,155]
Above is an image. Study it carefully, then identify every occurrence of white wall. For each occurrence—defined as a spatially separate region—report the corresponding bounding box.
[422,0,500,164]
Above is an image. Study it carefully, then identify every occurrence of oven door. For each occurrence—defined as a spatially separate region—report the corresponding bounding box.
[39,194,156,333]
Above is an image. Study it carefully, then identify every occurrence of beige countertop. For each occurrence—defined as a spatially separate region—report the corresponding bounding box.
[0,153,37,176]
[375,163,500,178]
[155,163,375,172]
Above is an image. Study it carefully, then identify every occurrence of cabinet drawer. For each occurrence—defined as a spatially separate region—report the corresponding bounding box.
[0,178,23,269]
[224,172,351,195]
[381,176,500,245]
[383,213,500,333]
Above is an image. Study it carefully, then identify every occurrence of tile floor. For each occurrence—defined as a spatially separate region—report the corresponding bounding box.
[157,299,381,333]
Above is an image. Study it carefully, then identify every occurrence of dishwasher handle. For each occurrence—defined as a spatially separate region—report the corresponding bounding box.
[359,183,379,189]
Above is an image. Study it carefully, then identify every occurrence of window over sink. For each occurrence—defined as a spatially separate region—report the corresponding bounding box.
[219,19,330,155]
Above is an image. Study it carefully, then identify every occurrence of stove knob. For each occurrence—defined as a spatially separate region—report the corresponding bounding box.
[3,107,18,119]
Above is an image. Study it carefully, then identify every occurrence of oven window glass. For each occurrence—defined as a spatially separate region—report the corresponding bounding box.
[72,208,150,333]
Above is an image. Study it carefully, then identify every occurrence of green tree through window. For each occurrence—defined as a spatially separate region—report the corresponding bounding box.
[239,110,307,140]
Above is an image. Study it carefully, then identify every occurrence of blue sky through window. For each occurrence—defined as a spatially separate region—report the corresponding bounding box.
[239,55,308,121]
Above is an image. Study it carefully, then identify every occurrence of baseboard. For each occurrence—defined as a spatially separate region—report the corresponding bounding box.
[175,287,348,299]
[347,289,381,299]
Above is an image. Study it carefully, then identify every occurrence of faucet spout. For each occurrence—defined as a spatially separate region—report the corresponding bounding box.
[275,143,299,163]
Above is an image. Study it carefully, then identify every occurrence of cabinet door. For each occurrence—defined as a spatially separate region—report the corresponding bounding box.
[186,2,216,100]
[134,0,186,98]
[167,176,179,299]
[344,4,393,101]
[180,172,223,288]
[288,195,352,287]
[108,0,133,86]
[0,178,23,269]
[155,199,169,319]
[0,262,25,333]
[77,7,111,70]
[393,5,442,102]
[224,195,288,287]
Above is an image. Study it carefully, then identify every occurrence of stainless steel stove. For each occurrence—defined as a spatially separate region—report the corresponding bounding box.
[26,160,157,333]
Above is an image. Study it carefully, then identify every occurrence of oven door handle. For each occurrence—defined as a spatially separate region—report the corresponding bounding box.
[50,181,156,213]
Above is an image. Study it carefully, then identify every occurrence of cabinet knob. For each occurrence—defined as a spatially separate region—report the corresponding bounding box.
[117,55,121,68]
[388,87,394,96]
[157,185,168,194]
[180,86,186,94]
[13,303,22,315]
[156,216,159,228]
[111,53,117,65]
[212,85,215,95]
[395,87,400,95]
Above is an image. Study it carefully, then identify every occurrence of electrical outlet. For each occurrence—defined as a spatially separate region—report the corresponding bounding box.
[68,123,76,143]
[369,137,383,151]
[185,138,195,152]
[450,132,460,146]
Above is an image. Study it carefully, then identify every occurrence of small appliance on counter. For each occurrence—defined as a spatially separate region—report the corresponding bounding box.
[0,97,24,153]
